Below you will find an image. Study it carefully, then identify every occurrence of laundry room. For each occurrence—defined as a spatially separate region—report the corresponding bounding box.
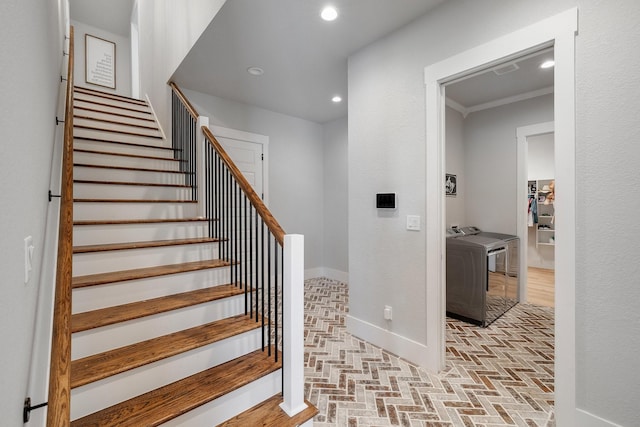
[444,49,556,320]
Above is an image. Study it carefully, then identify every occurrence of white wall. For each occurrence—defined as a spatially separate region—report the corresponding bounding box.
[137,0,226,135]
[322,117,349,280]
[348,0,640,425]
[445,107,466,228]
[0,0,68,425]
[72,20,132,97]
[181,89,325,273]
[464,94,553,234]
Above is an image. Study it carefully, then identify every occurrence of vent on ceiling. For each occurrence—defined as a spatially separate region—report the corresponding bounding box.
[493,63,519,76]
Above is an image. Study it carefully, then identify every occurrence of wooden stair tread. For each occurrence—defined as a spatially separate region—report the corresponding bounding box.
[74,105,156,122]
[73,162,189,174]
[74,86,148,106]
[71,313,258,387]
[71,284,244,333]
[74,98,153,115]
[74,114,160,130]
[73,136,177,151]
[75,124,163,139]
[74,179,190,188]
[73,237,218,253]
[72,259,230,288]
[218,395,319,427]
[74,148,180,161]
[70,347,281,427]
[74,218,209,226]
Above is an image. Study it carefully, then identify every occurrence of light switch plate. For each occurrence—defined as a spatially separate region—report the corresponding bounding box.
[406,215,421,231]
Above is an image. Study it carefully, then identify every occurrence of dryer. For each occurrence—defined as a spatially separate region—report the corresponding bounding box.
[446,227,519,326]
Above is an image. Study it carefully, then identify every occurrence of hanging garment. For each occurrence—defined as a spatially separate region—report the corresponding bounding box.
[528,195,538,225]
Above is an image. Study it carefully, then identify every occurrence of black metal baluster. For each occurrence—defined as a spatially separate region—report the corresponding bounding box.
[261,219,265,351]
[275,239,279,362]
[267,232,272,357]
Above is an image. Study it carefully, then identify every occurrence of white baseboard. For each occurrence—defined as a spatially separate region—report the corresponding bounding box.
[304,268,348,283]
[576,408,623,427]
[346,315,429,368]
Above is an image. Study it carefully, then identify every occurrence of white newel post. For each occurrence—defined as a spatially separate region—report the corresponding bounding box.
[280,234,308,416]
[196,116,209,218]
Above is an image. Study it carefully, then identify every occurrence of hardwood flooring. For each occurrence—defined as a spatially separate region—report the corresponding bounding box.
[528,267,555,307]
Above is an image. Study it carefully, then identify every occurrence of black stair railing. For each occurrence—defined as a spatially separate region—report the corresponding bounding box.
[169,83,285,365]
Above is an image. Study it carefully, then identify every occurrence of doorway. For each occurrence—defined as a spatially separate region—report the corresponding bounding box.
[424,8,577,425]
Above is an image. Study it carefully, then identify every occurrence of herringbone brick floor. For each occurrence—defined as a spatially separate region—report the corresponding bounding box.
[304,278,555,427]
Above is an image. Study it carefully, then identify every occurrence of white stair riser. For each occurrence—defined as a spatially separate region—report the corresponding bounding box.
[73,222,209,246]
[74,202,198,221]
[75,99,153,120]
[74,108,158,128]
[70,329,264,420]
[73,242,220,275]
[162,370,282,427]
[74,166,188,185]
[74,183,192,200]
[75,117,162,138]
[72,294,245,359]
[72,268,231,313]
[74,150,181,170]
[74,128,165,146]
[74,138,175,158]
[74,92,150,113]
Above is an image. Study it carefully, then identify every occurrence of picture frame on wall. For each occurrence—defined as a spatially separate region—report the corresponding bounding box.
[85,34,116,89]
[445,173,457,197]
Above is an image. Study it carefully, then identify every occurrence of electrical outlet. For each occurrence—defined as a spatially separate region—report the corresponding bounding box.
[384,305,392,320]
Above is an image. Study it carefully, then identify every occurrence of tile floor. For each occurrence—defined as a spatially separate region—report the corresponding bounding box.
[304,278,555,427]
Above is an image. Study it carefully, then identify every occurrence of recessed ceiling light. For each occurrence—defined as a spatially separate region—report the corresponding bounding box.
[540,60,555,69]
[247,66,264,76]
[321,6,338,21]
[332,95,342,103]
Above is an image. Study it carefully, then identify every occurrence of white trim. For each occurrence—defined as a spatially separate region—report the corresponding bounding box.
[209,125,270,206]
[424,8,577,426]
[576,409,624,427]
[346,315,430,367]
[303,267,348,283]
[446,86,554,118]
[516,121,554,303]
[144,92,166,141]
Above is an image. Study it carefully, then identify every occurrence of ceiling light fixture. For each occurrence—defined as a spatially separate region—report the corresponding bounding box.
[332,95,342,103]
[247,66,264,76]
[540,60,555,69]
[321,6,338,21]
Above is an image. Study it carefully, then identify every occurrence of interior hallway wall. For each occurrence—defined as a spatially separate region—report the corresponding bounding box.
[181,89,325,273]
[72,20,131,97]
[322,117,349,281]
[348,0,640,425]
[0,0,68,425]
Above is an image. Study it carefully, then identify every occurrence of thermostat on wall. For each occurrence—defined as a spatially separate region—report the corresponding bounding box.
[376,193,396,209]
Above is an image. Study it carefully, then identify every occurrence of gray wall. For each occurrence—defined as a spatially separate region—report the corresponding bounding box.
[464,94,553,234]
[445,107,466,228]
[181,89,326,272]
[323,117,349,276]
[348,0,640,424]
[0,0,67,424]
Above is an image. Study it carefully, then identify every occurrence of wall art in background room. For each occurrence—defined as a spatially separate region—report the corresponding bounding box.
[445,173,457,197]
[85,34,116,89]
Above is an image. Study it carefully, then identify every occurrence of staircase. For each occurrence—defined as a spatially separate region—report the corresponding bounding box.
[64,86,317,426]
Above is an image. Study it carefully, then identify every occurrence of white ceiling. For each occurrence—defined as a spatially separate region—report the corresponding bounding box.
[69,0,134,36]
[172,0,447,124]
[68,0,554,124]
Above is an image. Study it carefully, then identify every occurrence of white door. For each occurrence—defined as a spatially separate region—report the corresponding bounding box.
[210,126,268,201]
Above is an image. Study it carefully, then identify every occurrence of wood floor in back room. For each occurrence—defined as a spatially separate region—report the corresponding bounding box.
[527,267,554,307]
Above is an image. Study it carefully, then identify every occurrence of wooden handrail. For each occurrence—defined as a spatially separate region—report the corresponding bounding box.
[169,82,199,119]
[202,126,286,246]
[47,25,74,426]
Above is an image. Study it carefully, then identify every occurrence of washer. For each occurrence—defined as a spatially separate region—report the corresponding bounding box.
[446,227,519,326]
